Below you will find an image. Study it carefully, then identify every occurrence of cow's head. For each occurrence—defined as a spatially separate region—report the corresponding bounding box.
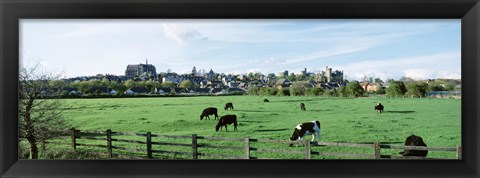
[289,127,301,147]
[289,137,298,147]
[200,115,204,120]
[215,123,221,131]
[409,135,425,146]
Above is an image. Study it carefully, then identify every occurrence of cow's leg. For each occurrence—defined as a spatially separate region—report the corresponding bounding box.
[225,125,228,131]
[317,130,321,142]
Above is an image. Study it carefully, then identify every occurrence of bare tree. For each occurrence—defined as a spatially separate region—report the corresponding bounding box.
[18,61,70,159]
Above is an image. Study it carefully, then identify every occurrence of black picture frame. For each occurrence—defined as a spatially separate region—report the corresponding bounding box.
[1,0,479,177]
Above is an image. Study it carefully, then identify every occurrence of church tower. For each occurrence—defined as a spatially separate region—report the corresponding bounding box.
[192,66,197,75]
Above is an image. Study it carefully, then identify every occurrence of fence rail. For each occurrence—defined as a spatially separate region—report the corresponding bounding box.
[65,128,461,160]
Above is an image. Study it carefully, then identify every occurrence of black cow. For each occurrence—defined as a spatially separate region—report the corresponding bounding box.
[399,135,428,157]
[289,120,321,147]
[215,114,238,131]
[300,103,306,111]
[375,103,384,113]
[200,107,219,120]
[224,102,234,111]
[263,99,269,102]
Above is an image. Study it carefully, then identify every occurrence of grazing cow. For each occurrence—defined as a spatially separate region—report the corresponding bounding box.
[215,114,238,131]
[399,135,428,157]
[300,103,306,111]
[375,103,384,113]
[200,107,219,120]
[289,120,321,147]
[263,99,269,102]
[224,102,234,111]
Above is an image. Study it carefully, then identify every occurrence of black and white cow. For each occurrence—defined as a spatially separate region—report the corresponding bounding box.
[289,120,321,147]
[375,103,384,113]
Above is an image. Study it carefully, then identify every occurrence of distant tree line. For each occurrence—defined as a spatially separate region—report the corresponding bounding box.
[59,79,189,96]
[247,79,459,98]
[53,76,459,98]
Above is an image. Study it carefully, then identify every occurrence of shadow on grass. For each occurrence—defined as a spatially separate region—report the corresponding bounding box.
[235,109,268,113]
[270,99,316,103]
[308,109,333,112]
[385,111,416,114]
[253,128,289,132]
[335,141,404,144]
[241,120,266,123]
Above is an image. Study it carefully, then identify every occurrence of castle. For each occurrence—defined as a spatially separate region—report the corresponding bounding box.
[316,66,344,83]
[125,59,157,79]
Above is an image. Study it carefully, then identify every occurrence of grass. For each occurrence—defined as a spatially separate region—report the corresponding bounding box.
[38,95,461,159]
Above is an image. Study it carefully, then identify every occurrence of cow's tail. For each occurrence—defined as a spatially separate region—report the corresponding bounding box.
[234,120,238,131]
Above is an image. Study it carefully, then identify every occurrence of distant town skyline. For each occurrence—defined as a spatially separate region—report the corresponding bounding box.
[20,19,461,81]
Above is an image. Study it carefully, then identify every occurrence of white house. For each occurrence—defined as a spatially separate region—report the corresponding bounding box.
[109,90,118,95]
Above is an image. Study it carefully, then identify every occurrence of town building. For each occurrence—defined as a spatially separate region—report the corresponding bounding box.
[316,66,344,83]
[125,59,157,80]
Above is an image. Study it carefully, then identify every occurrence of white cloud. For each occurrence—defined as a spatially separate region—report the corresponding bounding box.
[249,57,286,65]
[433,70,461,79]
[283,40,379,65]
[161,23,208,44]
[340,51,460,81]
[347,71,389,82]
[402,69,434,80]
[264,57,286,64]
[21,19,460,78]
[401,69,461,80]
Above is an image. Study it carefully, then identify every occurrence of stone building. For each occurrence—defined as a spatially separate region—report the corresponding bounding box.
[125,59,157,80]
[316,66,344,83]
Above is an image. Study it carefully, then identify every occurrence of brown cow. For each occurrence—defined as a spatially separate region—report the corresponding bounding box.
[200,107,218,120]
[224,102,234,111]
[399,134,428,157]
[300,103,306,111]
[215,114,238,131]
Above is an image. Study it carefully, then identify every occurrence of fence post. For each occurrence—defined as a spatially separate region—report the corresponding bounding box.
[192,134,198,160]
[373,142,381,159]
[244,137,250,159]
[106,129,113,158]
[456,145,462,160]
[71,128,77,152]
[146,132,152,159]
[305,141,311,159]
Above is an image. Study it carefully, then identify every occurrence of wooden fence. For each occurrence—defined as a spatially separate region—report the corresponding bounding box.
[51,128,461,159]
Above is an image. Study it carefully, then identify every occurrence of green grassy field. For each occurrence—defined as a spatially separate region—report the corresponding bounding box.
[49,95,460,159]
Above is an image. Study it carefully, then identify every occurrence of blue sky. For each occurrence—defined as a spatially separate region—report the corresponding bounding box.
[20,19,461,81]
